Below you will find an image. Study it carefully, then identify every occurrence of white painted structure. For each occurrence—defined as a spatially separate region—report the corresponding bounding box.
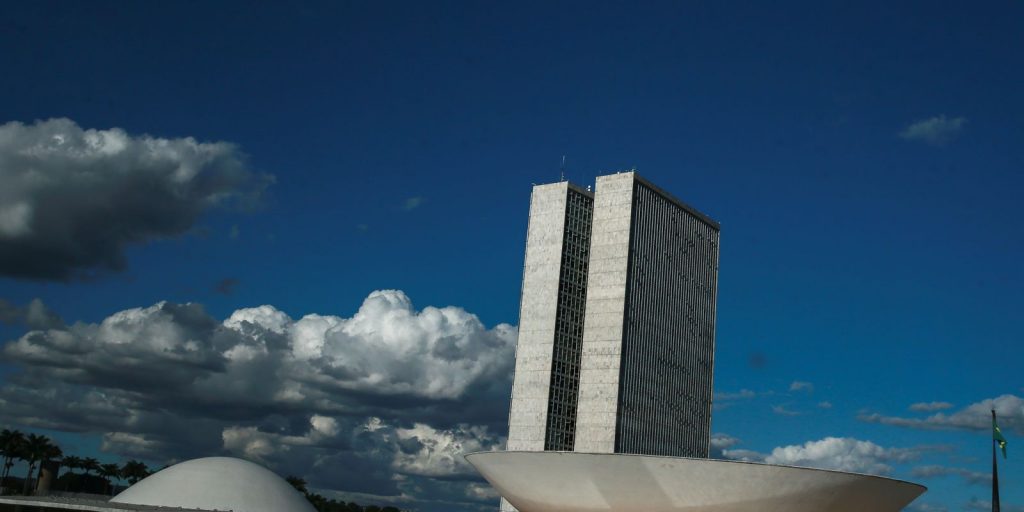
[111,456,315,512]
[467,451,926,512]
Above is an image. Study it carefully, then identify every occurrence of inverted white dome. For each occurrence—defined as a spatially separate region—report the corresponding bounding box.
[467,451,927,512]
[111,456,316,512]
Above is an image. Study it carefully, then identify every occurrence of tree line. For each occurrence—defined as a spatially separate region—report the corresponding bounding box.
[286,476,406,512]
[2,428,409,511]
[0,428,151,496]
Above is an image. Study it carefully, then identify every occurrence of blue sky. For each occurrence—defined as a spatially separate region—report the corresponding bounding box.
[0,2,1022,511]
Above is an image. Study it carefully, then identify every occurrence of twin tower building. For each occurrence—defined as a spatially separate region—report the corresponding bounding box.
[504,171,720,508]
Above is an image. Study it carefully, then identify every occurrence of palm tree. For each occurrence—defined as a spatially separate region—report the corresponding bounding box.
[81,457,100,477]
[34,443,62,493]
[61,456,83,477]
[120,460,150,485]
[0,429,26,494]
[0,458,10,495]
[60,455,83,490]
[98,463,121,495]
[20,434,57,495]
[286,475,308,495]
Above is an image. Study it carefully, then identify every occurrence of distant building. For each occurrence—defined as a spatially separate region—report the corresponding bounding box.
[503,172,720,510]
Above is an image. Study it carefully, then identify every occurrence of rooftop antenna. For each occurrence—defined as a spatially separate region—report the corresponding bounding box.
[560,155,566,182]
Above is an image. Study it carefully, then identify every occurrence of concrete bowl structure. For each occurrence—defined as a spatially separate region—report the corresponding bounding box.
[110,456,315,512]
[466,451,926,512]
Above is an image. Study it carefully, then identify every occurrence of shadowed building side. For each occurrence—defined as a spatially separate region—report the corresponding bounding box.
[574,172,719,457]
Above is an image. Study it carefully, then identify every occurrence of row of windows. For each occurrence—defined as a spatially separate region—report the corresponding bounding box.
[555,319,584,338]
[616,180,719,458]
[557,294,586,314]
[551,359,580,379]
[565,217,589,235]
[548,387,578,408]
[558,280,587,300]
[560,268,587,285]
[544,426,576,450]
[544,189,593,452]
[547,411,576,430]
[551,348,582,371]
[549,371,580,392]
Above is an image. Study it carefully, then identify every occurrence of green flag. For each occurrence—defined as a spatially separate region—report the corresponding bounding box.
[994,414,1008,459]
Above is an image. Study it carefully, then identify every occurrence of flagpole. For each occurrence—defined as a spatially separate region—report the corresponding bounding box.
[993,409,1000,512]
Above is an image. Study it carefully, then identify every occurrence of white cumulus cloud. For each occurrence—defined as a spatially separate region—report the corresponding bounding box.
[899,115,967,146]
[391,422,502,478]
[762,437,919,475]
[311,290,516,399]
[0,290,518,510]
[709,433,742,458]
[222,414,344,462]
[0,118,271,280]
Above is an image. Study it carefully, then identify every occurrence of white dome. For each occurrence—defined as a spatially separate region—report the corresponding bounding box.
[111,456,316,512]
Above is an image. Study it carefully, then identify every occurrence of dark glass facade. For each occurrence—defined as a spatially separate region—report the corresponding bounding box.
[543,187,593,451]
[614,179,719,457]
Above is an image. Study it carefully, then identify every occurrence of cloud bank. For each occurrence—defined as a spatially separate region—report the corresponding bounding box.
[910,465,987,486]
[860,394,1024,435]
[0,118,272,280]
[709,432,741,458]
[0,290,516,510]
[0,298,63,330]
[722,436,921,475]
[763,437,919,475]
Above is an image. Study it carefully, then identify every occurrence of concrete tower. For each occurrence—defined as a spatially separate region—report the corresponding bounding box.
[506,181,594,454]
[572,172,719,457]
[502,172,719,510]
